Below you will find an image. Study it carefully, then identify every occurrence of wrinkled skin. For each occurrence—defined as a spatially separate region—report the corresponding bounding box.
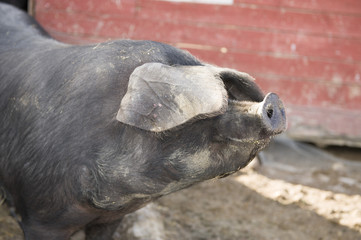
[0,3,286,240]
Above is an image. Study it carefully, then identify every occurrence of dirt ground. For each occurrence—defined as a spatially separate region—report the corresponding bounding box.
[1,136,361,240]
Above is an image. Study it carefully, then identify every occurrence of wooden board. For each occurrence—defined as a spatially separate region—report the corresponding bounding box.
[31,0,361,147]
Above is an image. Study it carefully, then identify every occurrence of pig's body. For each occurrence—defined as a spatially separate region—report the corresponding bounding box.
[0,3,286,239]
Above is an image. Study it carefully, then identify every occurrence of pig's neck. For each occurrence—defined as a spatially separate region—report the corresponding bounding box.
[84,123,254,211]
[84,130,221,211]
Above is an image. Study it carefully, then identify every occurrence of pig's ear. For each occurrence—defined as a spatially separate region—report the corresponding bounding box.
[216,67,264,102]
[116,63,228,132]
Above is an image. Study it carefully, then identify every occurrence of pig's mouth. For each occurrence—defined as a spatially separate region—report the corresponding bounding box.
[227,137,271,144]
[226,136,272,154]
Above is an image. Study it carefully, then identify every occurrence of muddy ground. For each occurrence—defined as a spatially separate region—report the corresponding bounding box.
[1,136,361,240]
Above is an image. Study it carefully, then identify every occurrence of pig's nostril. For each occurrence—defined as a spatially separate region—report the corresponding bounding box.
[257,93,287,134]
[266,107,273,119]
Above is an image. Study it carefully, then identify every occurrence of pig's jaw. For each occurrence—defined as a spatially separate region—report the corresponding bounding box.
[227,136,271,145]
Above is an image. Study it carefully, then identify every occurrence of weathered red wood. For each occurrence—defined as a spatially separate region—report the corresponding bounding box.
[181,48,361,87]
[34,0,361,38]
[186,48,361,109]
[34,0,136,15]
[36,0,361,16]
[136,1,361,39]
[35,10,361,63]
[47,31,108,45]
[255,75,361,111]
[286,105,361,147]
[235,0,361,15]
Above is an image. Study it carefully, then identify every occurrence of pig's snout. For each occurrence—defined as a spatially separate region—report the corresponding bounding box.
[256,93,287,134]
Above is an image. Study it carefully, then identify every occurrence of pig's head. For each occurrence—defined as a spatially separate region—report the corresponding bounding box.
[116,62,286,182]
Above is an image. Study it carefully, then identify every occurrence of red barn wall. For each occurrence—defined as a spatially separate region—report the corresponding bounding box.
[30,0,361,147]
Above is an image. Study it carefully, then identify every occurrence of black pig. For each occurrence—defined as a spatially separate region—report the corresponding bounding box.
[0,3,286,240]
